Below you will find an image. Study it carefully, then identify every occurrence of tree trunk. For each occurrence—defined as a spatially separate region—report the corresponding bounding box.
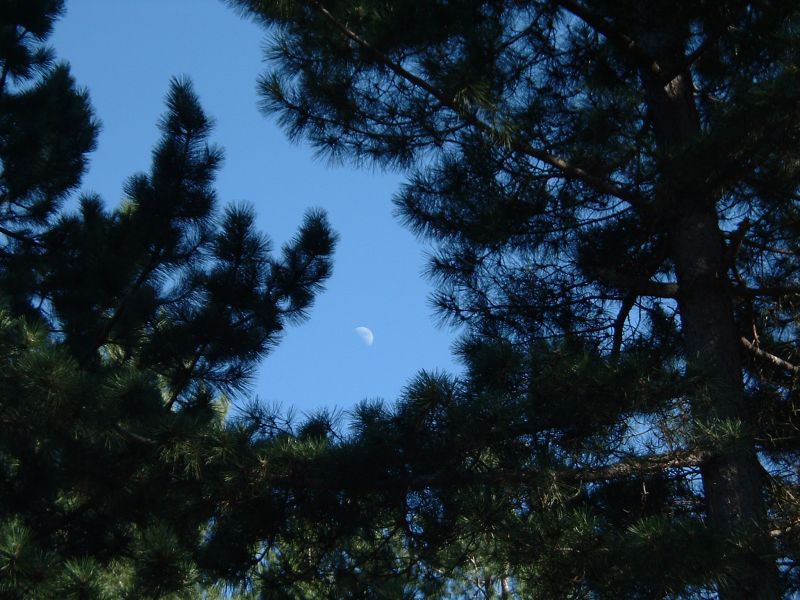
[670,207,777,599]
[645,72,778,599]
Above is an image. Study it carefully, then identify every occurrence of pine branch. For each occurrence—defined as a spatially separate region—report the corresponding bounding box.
[594,271,799,301]
[290,449,710,493]
[90,252,162,356]
[595,269,680,298]
[573,449,710,483]
[0,26,30,93]
[305,0,646,211]
[734,285,800,299]
[164,301,280,409]
[674,28,726,81]
[770,520,800,539]
[723,217,750,268]
[740,336,800,375]
[741,238,797,257]
[112,422,157,447]
[551,0,664,77]
[611,294,636,357]
[165,344,206,410]
[0,224,37,243]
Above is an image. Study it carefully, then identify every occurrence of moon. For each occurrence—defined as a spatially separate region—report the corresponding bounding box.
[355,326,374,347]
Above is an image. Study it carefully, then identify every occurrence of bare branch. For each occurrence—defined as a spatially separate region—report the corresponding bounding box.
[741,239,797,257]
[724,217,750,268]
[669,25,729,82]
[612,294,636,357]
[741,337,800,375]
[112,423,157,447]
[596,269,679,298]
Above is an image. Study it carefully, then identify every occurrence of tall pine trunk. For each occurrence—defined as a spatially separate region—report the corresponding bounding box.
[671,207,777,599]
[645,71,777,599]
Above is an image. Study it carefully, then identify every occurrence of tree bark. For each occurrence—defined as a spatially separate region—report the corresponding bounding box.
[645,71,779,599]
[670,206,778,600]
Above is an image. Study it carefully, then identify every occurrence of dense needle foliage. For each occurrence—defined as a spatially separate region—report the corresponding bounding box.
[222,1,800,598]
[3,0,800,598]
[0,1,337,597]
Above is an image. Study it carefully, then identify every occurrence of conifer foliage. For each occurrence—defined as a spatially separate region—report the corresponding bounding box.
[226,1,800,598]
[0,1,335,597]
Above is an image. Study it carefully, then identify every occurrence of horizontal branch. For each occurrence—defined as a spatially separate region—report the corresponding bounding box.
[740,239,797,257]
[290,449,710,493]
[574,449,710,483]
[734,285,800,299]
[112,423,157,447]
[741,337,800,375]
[598,275,800,301]
[596,269,679,298]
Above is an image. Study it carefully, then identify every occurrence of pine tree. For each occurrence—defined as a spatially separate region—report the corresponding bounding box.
[0,2,336,597]
[225,1,800,597]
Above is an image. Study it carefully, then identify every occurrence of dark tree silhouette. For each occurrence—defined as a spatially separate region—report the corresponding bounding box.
[0,2,335,597]
[223,1,800,597]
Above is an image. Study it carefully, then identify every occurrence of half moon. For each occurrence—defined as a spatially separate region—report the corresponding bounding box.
[355,326,374,347]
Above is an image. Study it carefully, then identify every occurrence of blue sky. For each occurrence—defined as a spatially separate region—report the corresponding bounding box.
[52,0,462,417]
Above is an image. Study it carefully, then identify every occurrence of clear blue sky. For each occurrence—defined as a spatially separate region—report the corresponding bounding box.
[52,0,462,417]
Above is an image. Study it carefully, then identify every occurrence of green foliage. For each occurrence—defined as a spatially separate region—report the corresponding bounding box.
[0,2,336,597]
[226,0,800,597]
[4,0,800,597]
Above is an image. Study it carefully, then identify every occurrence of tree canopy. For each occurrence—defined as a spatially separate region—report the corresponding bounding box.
[3,0,800,598]
[223,1,800,598]
[0,1,337,597]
